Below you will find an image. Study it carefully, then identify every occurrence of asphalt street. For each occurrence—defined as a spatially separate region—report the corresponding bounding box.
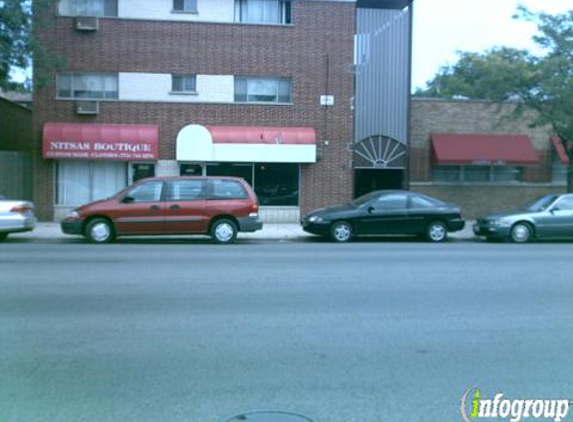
[1,239,573,422]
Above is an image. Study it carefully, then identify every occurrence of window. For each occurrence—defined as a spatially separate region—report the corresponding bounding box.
[56,161,127,206]
[554,196,573,211]
[127,181,163,203]
[373,194,408,211]
[234,77,291,103]
[208,180,249,200]
[235,0,291,24]
[58,0,117,17]
[409,195,442,209]
[57,73,118,100]
[207,163,253,185]
[171,75,197,94]
[432,165,521,183]
[205,162,300,206]
[173,0,197,12]
[167,180,205,201]
[254,163,298,206]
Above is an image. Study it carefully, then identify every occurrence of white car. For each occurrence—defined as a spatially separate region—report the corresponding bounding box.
[0,195,37,241]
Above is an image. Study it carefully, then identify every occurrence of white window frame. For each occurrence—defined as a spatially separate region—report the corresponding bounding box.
[432,165,522,184]
[234,0,291,25]
[171,75,197,94]
[172,0,198,13]
[234,77,291,103]
[57,72,119,100]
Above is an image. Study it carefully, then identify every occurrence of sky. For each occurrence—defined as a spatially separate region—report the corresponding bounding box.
[412,0,573,90]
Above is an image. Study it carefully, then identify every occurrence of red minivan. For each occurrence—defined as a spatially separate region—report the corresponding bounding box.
[61,176,262,244]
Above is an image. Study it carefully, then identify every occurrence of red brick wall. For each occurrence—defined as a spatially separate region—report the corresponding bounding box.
[33,1,355,220]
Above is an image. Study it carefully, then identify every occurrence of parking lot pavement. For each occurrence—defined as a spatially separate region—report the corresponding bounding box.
[8,221,478,242]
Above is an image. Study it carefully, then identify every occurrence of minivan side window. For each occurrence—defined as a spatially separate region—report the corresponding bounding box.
[126,181,163,203]
[208,180,248,199]
[167,180,205,201]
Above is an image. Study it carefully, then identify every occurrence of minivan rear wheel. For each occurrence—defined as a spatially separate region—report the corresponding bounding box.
[85,218,115,244]
[211,219,237,244]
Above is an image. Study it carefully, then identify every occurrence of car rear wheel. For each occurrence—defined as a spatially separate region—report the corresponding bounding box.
[211,219,237,244]
[85,218,115,244]
[0,233,8,241]
[426,221,447,242]
[510,222,532,243]
[330,221,353,243]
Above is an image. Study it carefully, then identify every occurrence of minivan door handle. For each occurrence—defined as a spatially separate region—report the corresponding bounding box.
[170,204,181,210]
[150,205,161,210]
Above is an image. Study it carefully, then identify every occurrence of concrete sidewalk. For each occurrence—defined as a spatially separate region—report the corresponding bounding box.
[9,221,478,242]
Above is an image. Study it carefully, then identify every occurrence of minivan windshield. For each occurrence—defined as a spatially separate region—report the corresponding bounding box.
[525,195,558,212]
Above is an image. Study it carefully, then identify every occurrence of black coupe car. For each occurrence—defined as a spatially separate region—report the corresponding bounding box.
[302,190,465,242]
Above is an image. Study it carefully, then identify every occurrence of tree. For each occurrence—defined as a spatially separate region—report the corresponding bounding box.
[0,0,31,91]
[516,7,573,191]
[416,7,573,191]
[413,47,536,101]
[0,0,60,91]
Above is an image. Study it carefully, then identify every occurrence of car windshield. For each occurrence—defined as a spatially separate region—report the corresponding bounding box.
[524,195,558,212]
[350,191,380,207]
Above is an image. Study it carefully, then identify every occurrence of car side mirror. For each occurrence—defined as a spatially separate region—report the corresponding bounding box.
[367,206,375,214]
[551,206,559,213]
[121,196,135,204]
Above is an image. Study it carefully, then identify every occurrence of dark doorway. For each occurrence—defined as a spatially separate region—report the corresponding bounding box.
[354,169,404,198]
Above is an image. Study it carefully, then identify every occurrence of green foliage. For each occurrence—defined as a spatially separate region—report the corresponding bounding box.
[413,47,537,101]
[0,0,62,91]
[0,0,32,91]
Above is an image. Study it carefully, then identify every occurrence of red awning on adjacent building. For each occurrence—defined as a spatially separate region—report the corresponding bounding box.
[551,136,570,165]
[206,126,316,145]
[43,123,159,161]
[430,133,538,165]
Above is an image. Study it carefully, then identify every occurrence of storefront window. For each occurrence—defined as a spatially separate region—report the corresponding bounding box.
[433,165,521,183]
[180,163,203,176]
[56,160,127,206]
[132,163,155,182]
[206,163,253,185]
[254,163,298,206]
[204,162,299,206]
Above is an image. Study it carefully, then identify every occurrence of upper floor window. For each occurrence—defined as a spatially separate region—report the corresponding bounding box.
[171,75,197,94]
[234,77,291,103]
[234,0,291,24]
[58,0,118,17]
[57,73,118,99]
[173,0,198,13]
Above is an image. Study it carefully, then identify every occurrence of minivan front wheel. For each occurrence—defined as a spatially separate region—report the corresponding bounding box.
[85,218,115,244]
[211,219,237,244]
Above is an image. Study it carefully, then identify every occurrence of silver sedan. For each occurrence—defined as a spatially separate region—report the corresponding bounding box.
[474,193,573,243]
[0,196,37,241]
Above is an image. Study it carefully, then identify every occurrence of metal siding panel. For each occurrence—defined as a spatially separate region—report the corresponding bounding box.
[355,7,411,145]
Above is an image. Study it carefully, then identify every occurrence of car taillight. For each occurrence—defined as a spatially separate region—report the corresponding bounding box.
[11,205,33,214]
[249,203,259,218]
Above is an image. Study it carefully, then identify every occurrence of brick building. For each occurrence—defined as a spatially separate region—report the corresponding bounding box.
[32,0,415,221]
[410,98,568,217]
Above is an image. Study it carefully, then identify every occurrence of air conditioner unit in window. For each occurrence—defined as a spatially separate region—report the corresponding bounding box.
[76,101,99,115]
[75,16,99,31]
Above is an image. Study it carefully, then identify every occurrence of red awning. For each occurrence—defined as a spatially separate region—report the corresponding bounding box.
[552,136,570,165]
[43,123,159,161]
[206,126,316,145]
[430,133,538,165]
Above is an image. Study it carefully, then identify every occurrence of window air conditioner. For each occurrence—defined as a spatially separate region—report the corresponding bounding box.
[76,101,99,115]
[75,16,99,31]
